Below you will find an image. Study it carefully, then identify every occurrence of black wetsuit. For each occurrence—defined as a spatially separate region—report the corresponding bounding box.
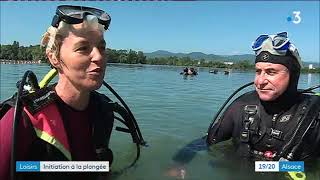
[171,90,320,168]
[207,91,320,161]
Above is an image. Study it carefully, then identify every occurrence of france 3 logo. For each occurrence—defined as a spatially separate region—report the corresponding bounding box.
[287,11,301,24]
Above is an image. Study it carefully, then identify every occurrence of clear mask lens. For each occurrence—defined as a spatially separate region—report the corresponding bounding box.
[276,32,288,38]
[273,36,288,48]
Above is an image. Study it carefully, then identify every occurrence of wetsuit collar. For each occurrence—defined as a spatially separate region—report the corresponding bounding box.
[260,90,298,114]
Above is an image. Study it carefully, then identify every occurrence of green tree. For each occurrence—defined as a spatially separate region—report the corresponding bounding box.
[127,49,138,64]
[137,51,146,64]
[11,41,19,60]
[119,54,128,63]
[106,48,119,63]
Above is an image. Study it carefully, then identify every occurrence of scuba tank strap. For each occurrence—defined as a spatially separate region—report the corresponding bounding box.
[237,105,259,157]
[240,105,259,142]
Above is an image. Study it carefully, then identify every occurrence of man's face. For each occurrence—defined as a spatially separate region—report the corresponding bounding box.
[254,62,290,101]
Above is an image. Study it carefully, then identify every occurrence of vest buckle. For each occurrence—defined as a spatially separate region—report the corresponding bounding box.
[240,130,250,142]
[270,128,283,140]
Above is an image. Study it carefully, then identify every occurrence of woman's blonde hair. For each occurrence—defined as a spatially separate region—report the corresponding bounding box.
[41,15,105,60]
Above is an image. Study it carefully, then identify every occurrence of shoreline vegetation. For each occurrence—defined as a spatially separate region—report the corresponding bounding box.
[1,41,319,74]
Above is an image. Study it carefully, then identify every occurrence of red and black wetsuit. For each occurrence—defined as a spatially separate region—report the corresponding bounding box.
[0,88,114,180]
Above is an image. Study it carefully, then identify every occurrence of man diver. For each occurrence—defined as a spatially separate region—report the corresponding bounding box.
[168,32,320,179]
[207,32,320,162]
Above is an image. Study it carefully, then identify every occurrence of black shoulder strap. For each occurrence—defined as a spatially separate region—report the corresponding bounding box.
[240,105,259,143]
[20,87,58,114]
[237,105,259,157]
[90,91,114,162]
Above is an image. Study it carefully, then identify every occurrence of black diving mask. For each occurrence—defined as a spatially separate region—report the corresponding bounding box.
[51,5,111,30]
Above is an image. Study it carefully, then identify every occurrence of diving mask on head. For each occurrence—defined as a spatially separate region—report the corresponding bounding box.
[252,32,303,68]
[51,5,111,30]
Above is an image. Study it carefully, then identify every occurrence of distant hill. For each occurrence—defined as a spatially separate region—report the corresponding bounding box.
[222,54,256,62]
[145,50,319,67]
[145,50,255,62]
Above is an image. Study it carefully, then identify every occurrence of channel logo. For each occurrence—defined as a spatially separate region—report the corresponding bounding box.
[287,11,301,24]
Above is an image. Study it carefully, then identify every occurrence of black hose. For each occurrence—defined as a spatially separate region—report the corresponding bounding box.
[102,81,147,174]
[113,102,140,143]
[286,117,315,160]
[103,81,146,146]
[206,82,254,136]
[11,70,39,180]
[278,93,320,160]
[299,84,320,93]
[110,103,142,174]
[114,116,127,125]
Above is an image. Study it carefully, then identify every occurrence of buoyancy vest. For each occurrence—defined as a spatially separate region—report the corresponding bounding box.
[25,87,114,160]
[236,91,320,161]
[23,91,72,161]
[2,86,114,180]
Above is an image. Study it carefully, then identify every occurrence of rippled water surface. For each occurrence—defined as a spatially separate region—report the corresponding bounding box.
[1,64,319,180]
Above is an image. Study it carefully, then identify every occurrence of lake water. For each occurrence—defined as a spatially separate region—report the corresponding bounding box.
[0,64,319,180]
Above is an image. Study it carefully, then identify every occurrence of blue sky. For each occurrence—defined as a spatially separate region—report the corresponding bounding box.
[1,1,319,62]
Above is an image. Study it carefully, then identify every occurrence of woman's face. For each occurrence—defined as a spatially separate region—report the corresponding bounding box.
[58,28,107,91]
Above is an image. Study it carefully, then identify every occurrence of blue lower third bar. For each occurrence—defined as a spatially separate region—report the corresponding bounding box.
[16,161,40,172]
[279,161,304,172]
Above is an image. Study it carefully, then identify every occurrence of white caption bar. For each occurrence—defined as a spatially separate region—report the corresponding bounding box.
[255,161,279,172]
[40,161,109,172]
